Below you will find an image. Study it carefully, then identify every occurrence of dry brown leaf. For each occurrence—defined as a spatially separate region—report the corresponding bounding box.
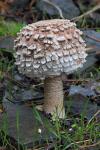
[0,104,5,113]
[92,0,100,4]
[0,147,6,150]
[0,1,10,14]
[0,0,15,14]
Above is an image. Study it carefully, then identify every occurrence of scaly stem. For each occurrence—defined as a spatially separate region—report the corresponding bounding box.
[43,76,65,118]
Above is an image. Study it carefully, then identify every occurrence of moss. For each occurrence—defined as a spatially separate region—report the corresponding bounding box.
[0,20,25,36]
[96,29,100,32]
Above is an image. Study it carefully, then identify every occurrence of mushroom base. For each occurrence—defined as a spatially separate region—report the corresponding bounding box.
[43,76,65,119]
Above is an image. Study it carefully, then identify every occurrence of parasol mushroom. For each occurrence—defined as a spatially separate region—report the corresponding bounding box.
[14,19,87,118]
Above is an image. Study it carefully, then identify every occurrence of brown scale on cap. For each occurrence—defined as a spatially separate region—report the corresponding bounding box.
[14,19,87,78]
[14,19,87,119]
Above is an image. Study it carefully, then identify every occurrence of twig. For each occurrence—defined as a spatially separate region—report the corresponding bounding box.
[80,27,100,30]
[80,141,100,149]
[29,0,36,10]
[64,79,89,83]
[33,79,89,88]
[32,79,89,88]
[42,0,64,19]
[85,46,96,53]
[85,34,100,42]
[65,139,92,149]
[0,13,19,21]
[87,110,100,125]
[91,94,100,100]
[3,73,27,88]
[72,4,100,21]
[32,83,43,88]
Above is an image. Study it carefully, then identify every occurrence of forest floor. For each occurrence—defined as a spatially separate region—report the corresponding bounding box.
[0,0,100,150]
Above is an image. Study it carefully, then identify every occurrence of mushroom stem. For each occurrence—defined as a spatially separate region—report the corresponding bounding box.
[43,76,65,118]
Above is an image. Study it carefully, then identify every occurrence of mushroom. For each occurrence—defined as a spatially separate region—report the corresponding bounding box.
[14,19,87,118]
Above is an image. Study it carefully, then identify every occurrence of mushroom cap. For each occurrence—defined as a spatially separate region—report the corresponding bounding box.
[14,19,87,78]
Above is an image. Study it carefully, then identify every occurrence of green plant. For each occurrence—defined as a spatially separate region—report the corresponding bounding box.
[0,102,99,150]
[96,28,100,32]
[0,20,25,36]
[32,105,100,150]
[0,113,9,147]
[0,56,14,79]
